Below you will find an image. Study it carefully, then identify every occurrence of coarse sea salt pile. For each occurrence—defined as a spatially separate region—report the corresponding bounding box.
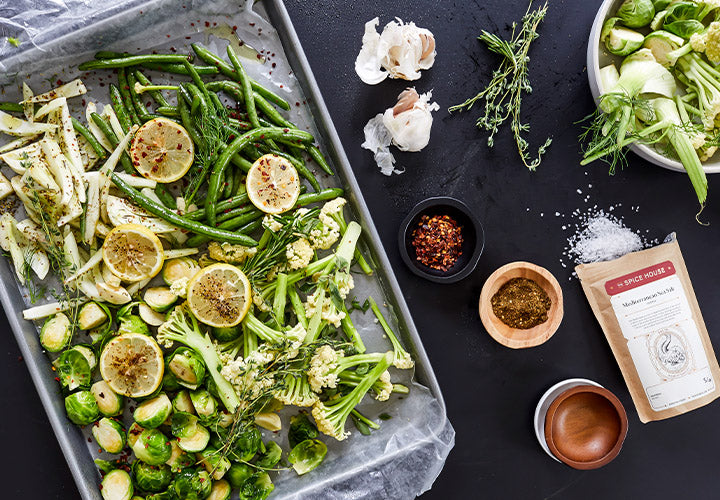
[558,206,655,277]
[567,213,644,264]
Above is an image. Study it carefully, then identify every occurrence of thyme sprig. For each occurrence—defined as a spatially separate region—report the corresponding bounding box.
[449,1,551,170]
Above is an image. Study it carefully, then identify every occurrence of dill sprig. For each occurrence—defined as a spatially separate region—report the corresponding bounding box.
[183,102,231,204]
[449,1,552,170]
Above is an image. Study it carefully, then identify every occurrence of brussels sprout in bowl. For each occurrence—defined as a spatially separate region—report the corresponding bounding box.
[588,0,720,174]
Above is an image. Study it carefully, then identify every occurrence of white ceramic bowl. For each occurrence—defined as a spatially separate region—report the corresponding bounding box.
[533,378,603,463]
[587,0,720,174]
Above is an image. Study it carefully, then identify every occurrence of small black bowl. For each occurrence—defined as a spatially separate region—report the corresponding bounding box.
[398,197,484,284]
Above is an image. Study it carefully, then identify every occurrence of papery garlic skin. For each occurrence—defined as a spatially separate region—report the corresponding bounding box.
[382,88,439,152]
[355,17,436,85]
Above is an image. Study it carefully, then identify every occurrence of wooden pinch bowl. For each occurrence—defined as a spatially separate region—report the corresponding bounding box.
[544,385,628,470]
[479,261,563,349]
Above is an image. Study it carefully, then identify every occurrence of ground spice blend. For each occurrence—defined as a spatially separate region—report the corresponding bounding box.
[491,277,551,329]
[411,214,463,271]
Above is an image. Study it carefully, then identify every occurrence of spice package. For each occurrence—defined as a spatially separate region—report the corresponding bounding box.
[576,236,720,423]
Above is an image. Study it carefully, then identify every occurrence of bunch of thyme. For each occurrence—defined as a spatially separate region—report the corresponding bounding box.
[449,1,552,171]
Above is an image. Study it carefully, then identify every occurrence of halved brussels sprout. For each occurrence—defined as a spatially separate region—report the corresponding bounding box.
[602,18,645,56]
[144,287,178,312]
[238,472,274,500]
[197,446,231,480]
[40,312,72,352]
[288,439,327,475]
[92,417,126,454]
[132,461,173,493]
[211,325,241,343]
[217,411,234,429]
[168,347,205,390]
[64,391,100,425]
[177,422,210,453]
[73,344,97,371]
[207,479,231,500]
[642,30,684,66]
[226,463,253,489]
[126,422,146,448]
[288,412,319,449]
[616,0,655,27]
[166,440,194,473]
[78,302,109,330]
[139,303,166,327]
[190,389,218,421]
[55,348,92,391]
[162,257,200,286]
[133,393,172,429]
[132,428,172,465]
[254,412,281,432]
[172,390,195,414]
[144,491,174,500]
[91,380,125,417]
[171,468,212,500]
[118,314,150,336]
[101,469,134,500]
[255,441,282,469]
[171,411,200,439]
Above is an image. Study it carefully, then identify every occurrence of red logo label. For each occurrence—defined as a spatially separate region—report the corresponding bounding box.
[605,261,676,296]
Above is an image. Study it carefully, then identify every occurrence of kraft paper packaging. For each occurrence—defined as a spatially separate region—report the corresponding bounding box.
[576,237,720,423]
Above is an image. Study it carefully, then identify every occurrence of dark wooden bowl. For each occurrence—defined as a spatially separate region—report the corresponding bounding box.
[544,385,628,470]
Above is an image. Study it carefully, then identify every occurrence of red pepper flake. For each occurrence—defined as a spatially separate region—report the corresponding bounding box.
[295,102,300,107]
[185,36,191,39]
[249,22,255,27]
[272,62,276,68]
[204,21,210,27]
[232,25,238,31]
[191,22,195,26]
[410,214,464,272]
[256,54,262,60]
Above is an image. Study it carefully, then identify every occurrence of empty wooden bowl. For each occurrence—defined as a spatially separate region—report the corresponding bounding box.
[479,261,563,349]
[544,385,628,470]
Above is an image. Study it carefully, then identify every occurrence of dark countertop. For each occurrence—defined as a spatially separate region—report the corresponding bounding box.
[3,0,720,498]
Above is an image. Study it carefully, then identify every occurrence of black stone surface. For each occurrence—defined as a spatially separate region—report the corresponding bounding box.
[4,0,720,498]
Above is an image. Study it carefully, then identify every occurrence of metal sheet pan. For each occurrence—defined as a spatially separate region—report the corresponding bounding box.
[0,1,452,498]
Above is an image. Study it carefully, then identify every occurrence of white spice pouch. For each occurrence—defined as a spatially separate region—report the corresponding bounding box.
[576,235,720,422]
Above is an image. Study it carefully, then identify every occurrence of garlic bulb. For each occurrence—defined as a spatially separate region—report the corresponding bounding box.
[383,88,439,152]
[355,17,436,85]
[361,88,438,175]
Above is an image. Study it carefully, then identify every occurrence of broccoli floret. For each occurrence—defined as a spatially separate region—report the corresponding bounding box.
[311,351,393,441]
[157,305,241,412]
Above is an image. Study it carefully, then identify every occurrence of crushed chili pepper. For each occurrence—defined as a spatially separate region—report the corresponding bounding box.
[411,214,463,271]
[491,277,551,329]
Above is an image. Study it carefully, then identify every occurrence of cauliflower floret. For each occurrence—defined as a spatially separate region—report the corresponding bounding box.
[262,214,283,232]
[335,271,355,299]
[304,289,346,327]
[208,241,257,264]
[220,347,276,403]
[307,346,343,393]
[308,218,340,250]
[691,32,707,53]
[374,370,392,401]
[691,21,720,63]
[700,144,718,161]
[170,276,189,299]
[311,401,350,441]
[286,238,314,270]
[253,289,271,312]
[393,350,415,370]
[320,197,347,219]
